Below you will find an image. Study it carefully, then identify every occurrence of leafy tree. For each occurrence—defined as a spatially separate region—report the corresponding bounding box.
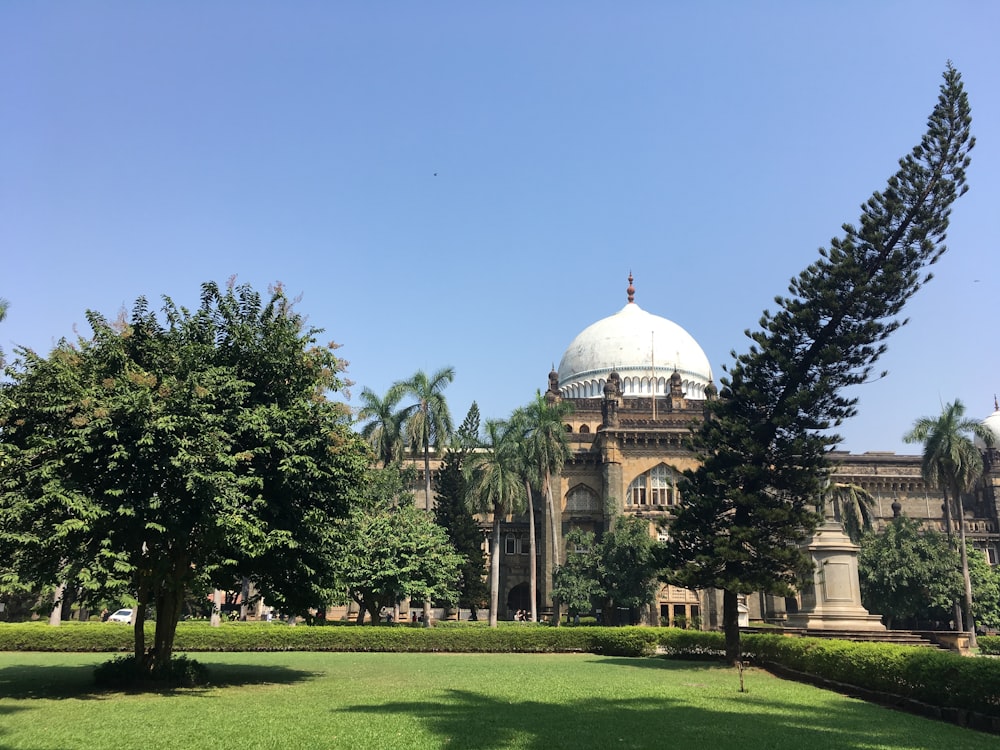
[858,517,962,628]
[821,480,877,543]
[357,385,405,467]
[599,515,662,625]
[463,418,526,627]
[397,367,455,511]
[0,281,370,674]
[433,404,488,619]
[663,65,974,663]
[968,550,1000,632]
[904,399,995,645]
[332,466,463,624]
[552,529,602,619]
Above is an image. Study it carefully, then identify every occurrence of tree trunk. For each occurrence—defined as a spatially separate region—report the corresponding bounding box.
[953,483,978,648]
[211,588,223,627]
[152,581,185,667]
[134,578,151,673]
[48,581,66,627]
[422,446,433,627]
[239,577,250,621]
[545,469,561,626]
[941,489,964,632]
[489,515,501,627]
[525,479,537,623]
[723,589,741,666]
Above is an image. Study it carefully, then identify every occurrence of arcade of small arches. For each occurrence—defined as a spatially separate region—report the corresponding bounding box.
[559,372,712,400]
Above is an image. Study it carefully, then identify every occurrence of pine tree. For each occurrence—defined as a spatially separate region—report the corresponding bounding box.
[663,64,974,663]
[433,403,488,618]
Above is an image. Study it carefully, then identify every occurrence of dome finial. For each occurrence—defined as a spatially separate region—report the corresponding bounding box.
[627,272,635,304]
[995,394,998,412]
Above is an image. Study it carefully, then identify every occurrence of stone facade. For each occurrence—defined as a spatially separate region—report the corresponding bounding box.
[410,282,1000,625]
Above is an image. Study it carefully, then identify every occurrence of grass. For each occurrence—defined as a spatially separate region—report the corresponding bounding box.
[0,651,995,749]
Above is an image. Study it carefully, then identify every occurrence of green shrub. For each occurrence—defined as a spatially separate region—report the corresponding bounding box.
[586,627,658,657]
[656,627,724,657]
[979,635,1000,655]
[743,633,1000,718]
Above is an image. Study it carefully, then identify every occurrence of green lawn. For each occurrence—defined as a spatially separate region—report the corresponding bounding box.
[0,651,994,749]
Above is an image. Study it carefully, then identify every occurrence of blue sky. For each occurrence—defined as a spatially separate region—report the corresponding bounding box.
[3,2,998,455]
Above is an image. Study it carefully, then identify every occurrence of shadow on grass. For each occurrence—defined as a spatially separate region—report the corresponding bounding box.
[0,661,315,700]
[335,683,971,750]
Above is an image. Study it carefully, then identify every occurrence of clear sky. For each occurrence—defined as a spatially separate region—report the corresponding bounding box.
[3,2,998,455]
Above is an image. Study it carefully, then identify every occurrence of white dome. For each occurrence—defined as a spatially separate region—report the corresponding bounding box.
[981,407,1000,449]
[557,300,714,399]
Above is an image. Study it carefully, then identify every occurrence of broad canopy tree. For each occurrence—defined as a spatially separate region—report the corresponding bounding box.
[331,465,463,624]
[663,65,974,663]
[858,517,963,629]
[551,529,603,619]
[598,515,662,626]
[0,281,371,673]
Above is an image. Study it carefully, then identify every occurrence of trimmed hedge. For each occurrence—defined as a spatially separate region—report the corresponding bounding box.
[742,633,1000,719]
[980,636,1000,655]
[0,622,658,657]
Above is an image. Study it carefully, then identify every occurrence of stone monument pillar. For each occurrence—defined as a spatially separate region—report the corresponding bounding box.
[785,521,886,631]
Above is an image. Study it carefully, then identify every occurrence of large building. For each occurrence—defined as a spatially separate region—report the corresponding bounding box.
[423,276,1000,626]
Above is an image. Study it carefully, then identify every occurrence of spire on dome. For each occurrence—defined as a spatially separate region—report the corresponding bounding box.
[627,272,635,304]
[995,394,998,411]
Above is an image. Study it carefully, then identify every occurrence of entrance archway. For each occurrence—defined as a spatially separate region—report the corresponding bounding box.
[506,582,530,619]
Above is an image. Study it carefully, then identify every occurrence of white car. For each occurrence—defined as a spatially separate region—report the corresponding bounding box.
[107,608,133,623]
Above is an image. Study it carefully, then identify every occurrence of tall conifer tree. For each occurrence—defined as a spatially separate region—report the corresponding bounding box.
[663,65,974,662]
[434,403,488,618]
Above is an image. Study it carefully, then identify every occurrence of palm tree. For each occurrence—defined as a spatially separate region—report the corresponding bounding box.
[0,297,8,322]
[397,367,455,511]
[508,406,540,622]
[521,393,573,624]
[357,385,404,467]
[820,479,876,543]
[904,400,995,647]
[463,418,527,627]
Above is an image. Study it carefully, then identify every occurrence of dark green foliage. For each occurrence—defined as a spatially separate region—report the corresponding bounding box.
[904,399,996,641]
[979,636,1000,655]
[664,66,974,662]
[597,516,661,624]
[433,441,488,616]
[0,281,371,672]
[552,530,602,616]
[331,465,463,623]
[858,517,962,628]
[94,654,208,689]
[969,551,1000,631]
[454,401,481,449]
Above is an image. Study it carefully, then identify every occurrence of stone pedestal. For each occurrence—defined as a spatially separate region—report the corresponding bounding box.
[786,521,886,631]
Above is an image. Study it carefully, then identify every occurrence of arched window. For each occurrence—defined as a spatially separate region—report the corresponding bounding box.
[626,464,681,507]
[566,485,600,513]
[579,424,590,434]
